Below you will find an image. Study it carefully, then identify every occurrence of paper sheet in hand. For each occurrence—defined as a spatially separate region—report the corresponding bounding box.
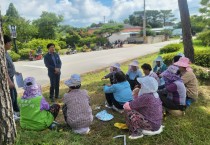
[15,73,24,88]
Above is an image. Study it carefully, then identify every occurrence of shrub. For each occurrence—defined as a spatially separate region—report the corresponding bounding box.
[160,43,182,54]
[9,51,20,62]
[90,43,96,50]
[161,52,178,65]
[57,40,67,49]
[81,45,91,52]
[18,49,32,59]
[191,65,210,80]
[162,49,210,67]
[197,30,210,46]
[194,49,210,67]
[22,39,61,54]
[58,49,67,55]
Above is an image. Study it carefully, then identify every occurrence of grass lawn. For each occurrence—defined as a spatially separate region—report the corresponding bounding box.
[15,52,210,145]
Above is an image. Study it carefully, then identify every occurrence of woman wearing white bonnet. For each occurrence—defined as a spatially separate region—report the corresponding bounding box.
[153,56,167,76]
[63,74,93,134]
[123,76,163,139]
[126,60,143,90]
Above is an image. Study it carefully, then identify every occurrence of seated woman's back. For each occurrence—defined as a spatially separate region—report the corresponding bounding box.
[64,89,92,126]
[130,93,162,125]
[166,80,186,106]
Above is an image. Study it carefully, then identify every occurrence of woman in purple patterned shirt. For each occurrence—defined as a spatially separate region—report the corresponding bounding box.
[123,76,163,139]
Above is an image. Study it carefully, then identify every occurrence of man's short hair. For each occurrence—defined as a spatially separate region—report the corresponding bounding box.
[141,63,152,71]
[47,43,55,49]
[3,35,12,44]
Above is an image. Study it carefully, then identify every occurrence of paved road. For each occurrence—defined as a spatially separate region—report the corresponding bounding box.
[15,40,179,89]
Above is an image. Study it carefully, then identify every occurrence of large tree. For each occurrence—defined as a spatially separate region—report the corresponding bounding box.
[160,10,176,26]
[3,3,38,43]
[190,15,206,33]
[0,12,17,145]
[33,11,63,39]
[126,10,175,28]
[94,24,123,38]
[178,0,194,62]
[199,0,210,26]
[5,3,19,18]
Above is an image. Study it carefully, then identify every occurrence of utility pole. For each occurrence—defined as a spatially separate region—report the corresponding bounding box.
[143,0,146,43]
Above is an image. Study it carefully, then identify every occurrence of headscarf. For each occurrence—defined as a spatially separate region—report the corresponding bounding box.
[22,77,42,99]
[160,65,182,85]
[137,76,159,98]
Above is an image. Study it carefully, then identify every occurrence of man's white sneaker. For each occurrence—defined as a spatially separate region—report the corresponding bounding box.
[142,125,164,136]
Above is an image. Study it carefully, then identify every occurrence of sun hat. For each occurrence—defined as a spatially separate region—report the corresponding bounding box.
[137,76,159,98]
[23,77,38,90]
[111,63,121,69]
[174,57,191,68]
[22,77,42,99]
[64,74,81,87]
[129,60,139,67]
[155,56,163,62]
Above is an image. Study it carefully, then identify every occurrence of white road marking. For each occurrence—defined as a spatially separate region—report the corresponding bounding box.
[23,65,46,69]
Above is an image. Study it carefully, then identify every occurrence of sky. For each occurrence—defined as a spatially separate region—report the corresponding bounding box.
[0,0,201,27]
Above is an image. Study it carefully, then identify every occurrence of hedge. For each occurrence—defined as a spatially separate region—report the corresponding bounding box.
[18,49,32,59]
[162,52,178,65]
[9,51,20,62]
[197,30,210,46]
[191,65,210,80]
[22,39,62,54]
[162,49,210,67]
[159,43,182,54]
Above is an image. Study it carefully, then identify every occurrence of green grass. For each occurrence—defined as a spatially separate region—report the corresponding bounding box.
[15,51,210,145]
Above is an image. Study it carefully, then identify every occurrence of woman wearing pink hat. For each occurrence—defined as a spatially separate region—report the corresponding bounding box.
[174,57,198,103]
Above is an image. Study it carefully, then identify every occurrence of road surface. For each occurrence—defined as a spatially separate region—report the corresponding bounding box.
[15,40,179,89]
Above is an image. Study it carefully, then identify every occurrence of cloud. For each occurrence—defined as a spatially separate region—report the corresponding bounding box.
[0,0,200,27]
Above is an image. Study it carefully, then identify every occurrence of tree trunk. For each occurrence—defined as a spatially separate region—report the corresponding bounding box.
[0,12,16,145]
[178,0,194,63]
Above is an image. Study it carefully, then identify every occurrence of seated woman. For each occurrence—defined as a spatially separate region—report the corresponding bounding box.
[102,63,121,108]
[159,65,187,113]
[174,57,198,103]
[103,71,133,113]
[123,76,163,139]
[153,56,167,75]
[63,74,93,134]
[126,60,142,90]
[141,63,160,85]
[102,63,121,84]
[19,77,60,131]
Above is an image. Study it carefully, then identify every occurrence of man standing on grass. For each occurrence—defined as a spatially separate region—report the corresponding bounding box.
[4,35,20,120]
[44,43,62,102]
